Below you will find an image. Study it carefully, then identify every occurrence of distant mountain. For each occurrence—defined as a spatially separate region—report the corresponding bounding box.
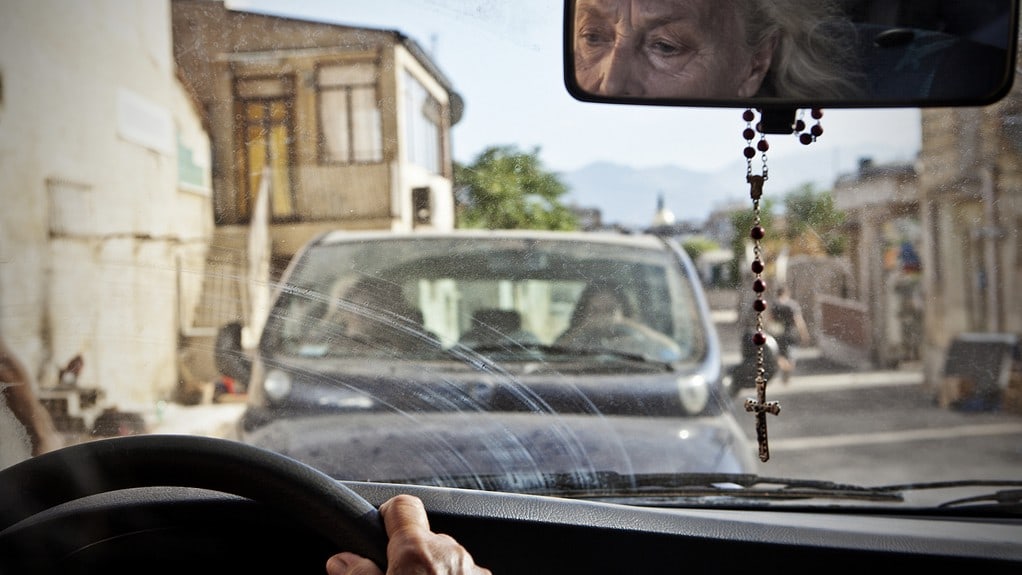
[559,145,916,229]
[560,162,735,229]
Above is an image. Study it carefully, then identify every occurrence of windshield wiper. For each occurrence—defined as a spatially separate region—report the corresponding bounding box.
[579,477,1022,507]
[865,480,1022,510]
[381,472,904,503]
[376,473,1022,508]
[554,472,905,502]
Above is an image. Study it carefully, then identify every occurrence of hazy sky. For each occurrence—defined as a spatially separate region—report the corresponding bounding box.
[228,0,923,177]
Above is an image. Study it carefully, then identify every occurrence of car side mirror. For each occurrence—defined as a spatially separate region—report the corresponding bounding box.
[214,321,252,385]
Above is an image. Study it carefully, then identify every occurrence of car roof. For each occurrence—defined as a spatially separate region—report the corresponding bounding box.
[315,229,671,250]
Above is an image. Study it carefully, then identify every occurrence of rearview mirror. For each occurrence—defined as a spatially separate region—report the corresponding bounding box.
[563,0,1019,110]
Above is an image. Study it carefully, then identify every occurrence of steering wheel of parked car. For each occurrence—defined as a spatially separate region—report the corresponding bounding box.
[564,319,677,358]
[0,434,389,569]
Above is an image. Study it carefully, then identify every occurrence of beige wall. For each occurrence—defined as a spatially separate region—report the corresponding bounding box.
[0,0,213,409]
[393,45,456,231]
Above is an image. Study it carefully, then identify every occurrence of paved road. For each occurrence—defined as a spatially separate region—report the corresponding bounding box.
[710,301,1022,498]
[720,350,1022,499]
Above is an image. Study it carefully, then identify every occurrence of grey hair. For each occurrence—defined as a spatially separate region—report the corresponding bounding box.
[739,0,866,100]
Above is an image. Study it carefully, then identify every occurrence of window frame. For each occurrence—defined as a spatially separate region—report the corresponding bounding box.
[315,60,385,165]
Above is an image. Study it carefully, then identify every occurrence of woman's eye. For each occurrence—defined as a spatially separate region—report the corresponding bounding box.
[648,39,686,57]
[578,28,612,46]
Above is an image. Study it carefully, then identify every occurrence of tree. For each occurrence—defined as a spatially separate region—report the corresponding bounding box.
[454,145,578,230]
[783,184,847,256]
[681,237,719,262]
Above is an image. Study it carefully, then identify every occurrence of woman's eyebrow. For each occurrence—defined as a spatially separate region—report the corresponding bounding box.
[577,1,701,34]
[643,14,695,30]
[638,2,700,28]
[577,4,614,23]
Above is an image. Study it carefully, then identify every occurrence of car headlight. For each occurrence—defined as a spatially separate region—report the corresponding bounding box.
[678,374,709,415]
[263,369,293,402]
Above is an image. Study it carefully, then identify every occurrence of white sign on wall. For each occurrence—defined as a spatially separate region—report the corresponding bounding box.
[117,88,173,155]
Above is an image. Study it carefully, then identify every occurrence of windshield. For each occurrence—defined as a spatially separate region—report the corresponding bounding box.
[269,233,703,365]
[2,0,1021,514]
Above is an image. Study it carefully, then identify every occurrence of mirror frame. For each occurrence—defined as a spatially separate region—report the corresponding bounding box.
[563,0,1021,110]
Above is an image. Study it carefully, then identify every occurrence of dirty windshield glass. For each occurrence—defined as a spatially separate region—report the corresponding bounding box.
[1,0,1021,511]
[270,234,702,365]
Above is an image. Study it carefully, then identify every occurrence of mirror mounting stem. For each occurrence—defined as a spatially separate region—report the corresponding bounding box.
[758,108,797,135]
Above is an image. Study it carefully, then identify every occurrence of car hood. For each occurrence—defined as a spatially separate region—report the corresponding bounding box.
[242,411,758,489]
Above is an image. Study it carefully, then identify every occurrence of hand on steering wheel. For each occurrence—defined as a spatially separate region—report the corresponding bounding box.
[326,494,492,575]
[0,434,389,569]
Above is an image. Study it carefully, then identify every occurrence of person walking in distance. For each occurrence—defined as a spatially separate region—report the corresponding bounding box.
[769,286,810,383]
[0,335,62,467]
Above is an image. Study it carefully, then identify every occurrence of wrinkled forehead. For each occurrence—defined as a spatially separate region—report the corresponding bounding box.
[576,0,742,32]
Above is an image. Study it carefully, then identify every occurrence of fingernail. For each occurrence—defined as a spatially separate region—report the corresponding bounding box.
[326,555,349,575]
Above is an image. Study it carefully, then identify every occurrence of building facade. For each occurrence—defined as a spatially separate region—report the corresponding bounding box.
[0,1,213,420]
[172,0,462,268]
[917,88,1022,391]
[169,2,464,374]
[831,159,921,368]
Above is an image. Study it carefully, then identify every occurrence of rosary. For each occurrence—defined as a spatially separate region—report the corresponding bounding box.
[740,108,823,462]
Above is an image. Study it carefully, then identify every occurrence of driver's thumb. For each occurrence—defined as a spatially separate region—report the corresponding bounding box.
[326,552,384,575]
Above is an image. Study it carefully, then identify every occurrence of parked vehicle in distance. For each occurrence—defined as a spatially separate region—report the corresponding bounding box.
[217,229,757,481]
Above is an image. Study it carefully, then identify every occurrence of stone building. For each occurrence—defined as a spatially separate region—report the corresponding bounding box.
[0,1,213,423]
[916,82,1022,391]
[170,0,464,379]
[830,159,921,368]
[172,0,461,257]
[829,40,1022,389]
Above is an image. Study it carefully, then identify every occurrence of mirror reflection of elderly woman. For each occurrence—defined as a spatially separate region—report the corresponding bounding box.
[574,0,863,99]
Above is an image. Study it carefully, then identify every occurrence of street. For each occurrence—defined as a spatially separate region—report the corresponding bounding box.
[717,318,1022,489]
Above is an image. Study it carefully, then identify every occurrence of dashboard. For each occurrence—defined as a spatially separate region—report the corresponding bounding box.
[3,481,1021,574]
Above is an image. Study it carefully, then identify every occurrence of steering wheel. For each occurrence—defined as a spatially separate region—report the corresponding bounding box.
[0,434,389,569]
[566,320,677,358]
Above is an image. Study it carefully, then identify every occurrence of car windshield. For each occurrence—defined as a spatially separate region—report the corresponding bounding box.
[271,233,703,365]
[2,0,1021,516]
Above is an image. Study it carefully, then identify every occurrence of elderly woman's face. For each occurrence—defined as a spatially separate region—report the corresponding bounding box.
[574,0,774,99]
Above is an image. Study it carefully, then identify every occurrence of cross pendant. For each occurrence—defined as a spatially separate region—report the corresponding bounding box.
[744,377,780,462]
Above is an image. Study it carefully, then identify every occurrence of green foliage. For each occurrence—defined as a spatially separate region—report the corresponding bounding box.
[681,237,719,262]
[783,184,847,255]
[454,145,578,231]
